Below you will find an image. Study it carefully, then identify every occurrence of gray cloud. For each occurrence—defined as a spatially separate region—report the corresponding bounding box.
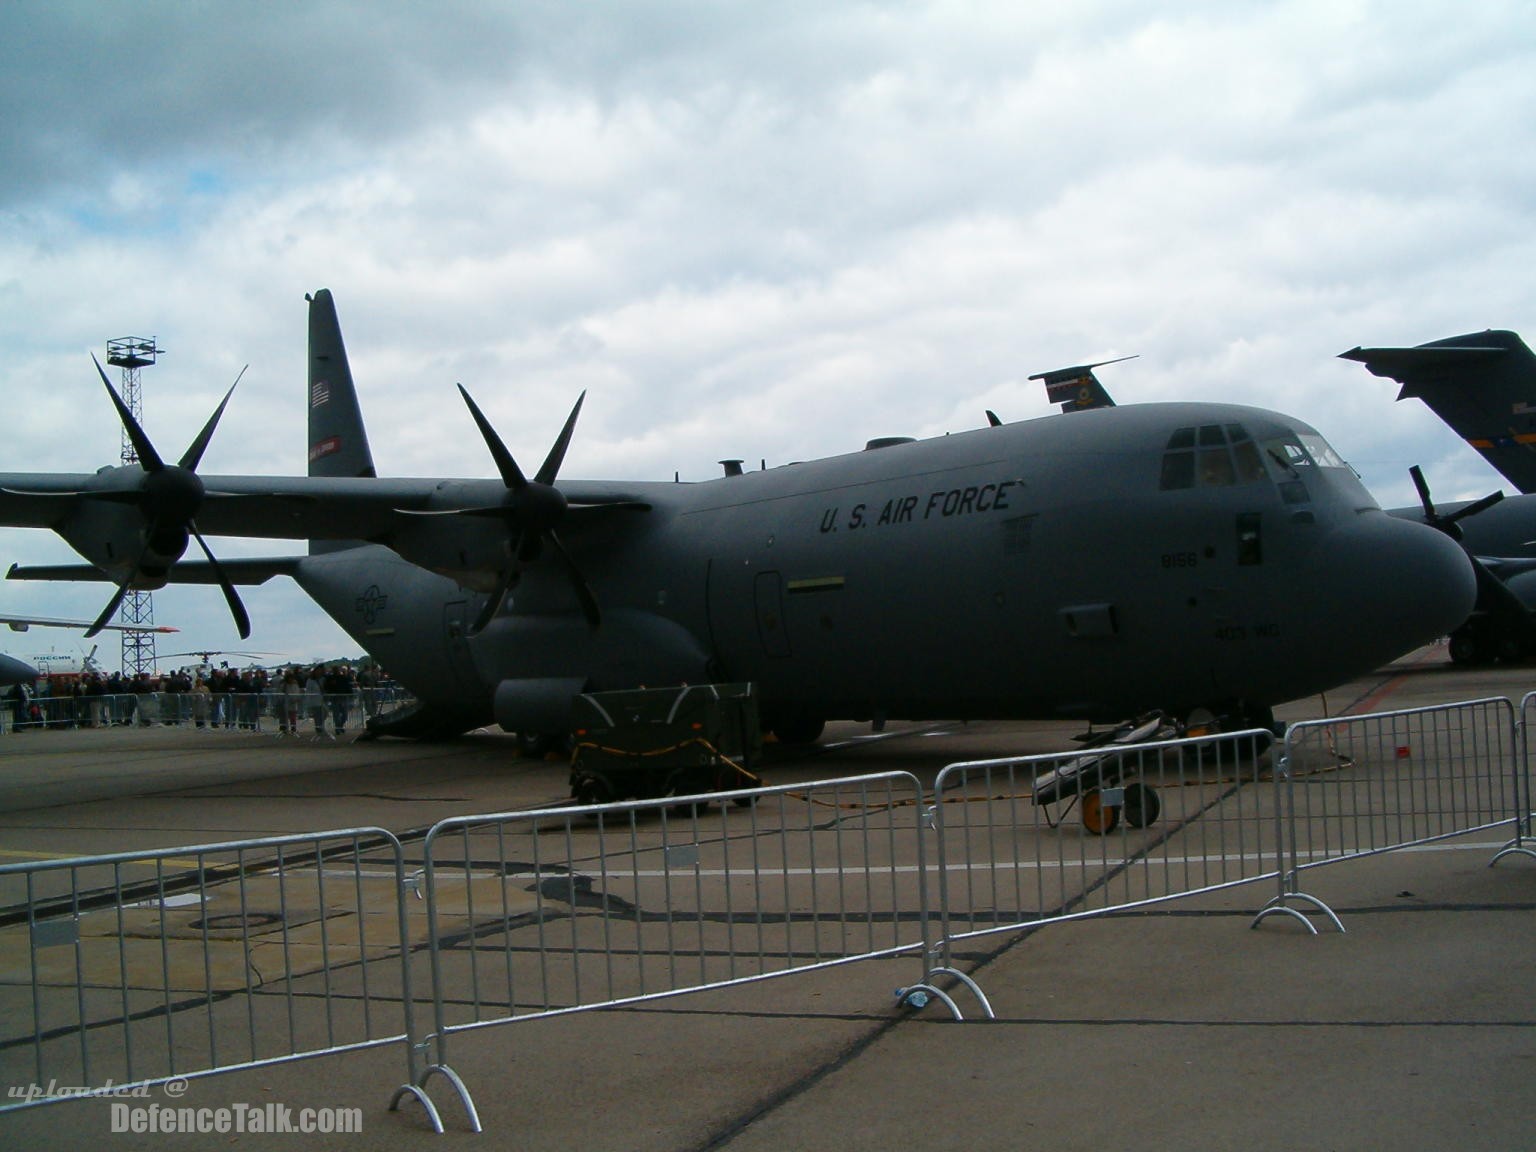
[2,0,1534,662]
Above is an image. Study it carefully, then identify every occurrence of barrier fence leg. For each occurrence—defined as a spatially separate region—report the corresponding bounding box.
[1491,709,1536,867]
[387,852,481,1132]
[899,968,996,1021]
[1250,751,1344,934]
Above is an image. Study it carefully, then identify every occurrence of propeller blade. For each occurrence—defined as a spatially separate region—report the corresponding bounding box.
[547,530,602,629]
[94,354,164,471]
[190,526,252,639]
[457,385,528,491]
[471,568,517,635]
[534,391,586,486]
[1444,490,1505,525]
[85,582,131,639]
[1409,465,1435,519]
[515,526,543,564]
[178,368,244,471]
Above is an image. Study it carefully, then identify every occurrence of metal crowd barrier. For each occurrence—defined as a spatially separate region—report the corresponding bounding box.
[0,827,462,1131]
[398,771,930,1125]
[1256,697,1523,931]
[1,689,413,736]
[922,727,1278,1010]
[1510,691,1536,858]
[4,693,1536,1133]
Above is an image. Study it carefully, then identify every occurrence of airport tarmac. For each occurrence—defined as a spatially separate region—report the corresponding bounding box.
[2,642,1535,1149]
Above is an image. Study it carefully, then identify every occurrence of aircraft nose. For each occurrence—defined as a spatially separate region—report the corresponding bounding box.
[1317,513,1476,661]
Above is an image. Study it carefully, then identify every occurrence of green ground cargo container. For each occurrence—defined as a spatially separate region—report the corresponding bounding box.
[568,682,761,804]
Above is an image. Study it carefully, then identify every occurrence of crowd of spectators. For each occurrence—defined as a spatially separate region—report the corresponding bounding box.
[3,662,396,737]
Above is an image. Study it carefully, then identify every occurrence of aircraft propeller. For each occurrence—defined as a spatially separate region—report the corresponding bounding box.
[84,356,251,639]
[444,386,647,634]
[1408,464,1504,541]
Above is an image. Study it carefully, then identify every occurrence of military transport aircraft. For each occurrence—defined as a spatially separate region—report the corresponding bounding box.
[1342,329,1536,664]
[1345,330,1536,496]
[0,290,1477,742]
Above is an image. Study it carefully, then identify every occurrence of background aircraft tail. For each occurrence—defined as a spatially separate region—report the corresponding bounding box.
[1341,330,1536,494]
[306,288,378,554]
[1029,355,1132,414]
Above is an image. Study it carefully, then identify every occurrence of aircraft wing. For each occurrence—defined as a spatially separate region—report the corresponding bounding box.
[0,613,178,633]
[7,557,301,586]
[0,474,652,542]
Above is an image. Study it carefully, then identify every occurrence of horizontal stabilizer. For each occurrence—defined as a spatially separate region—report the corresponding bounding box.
[7,557,301,586]
[1338,340,1512,400]
[1341,330,1536,495]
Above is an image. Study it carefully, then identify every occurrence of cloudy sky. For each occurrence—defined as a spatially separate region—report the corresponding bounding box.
[2,0,1534,669]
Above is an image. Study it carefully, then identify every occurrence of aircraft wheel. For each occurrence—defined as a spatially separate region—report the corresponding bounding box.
[518,731,562,759]
[572,772,613,807]
[1081,789,1120,835]
[1123,781,1160,828]
[1182,706,1220,737]
[715,765,758,806]
[770,714,825,745]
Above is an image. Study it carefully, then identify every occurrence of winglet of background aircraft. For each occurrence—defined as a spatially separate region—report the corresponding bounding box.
[1340,330,1536,494]
[1029,355,1135,413]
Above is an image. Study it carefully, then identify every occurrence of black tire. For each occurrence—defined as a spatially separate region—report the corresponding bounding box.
[772,714,825,745]
[572,772,613,807]
[1123,781,1160,828]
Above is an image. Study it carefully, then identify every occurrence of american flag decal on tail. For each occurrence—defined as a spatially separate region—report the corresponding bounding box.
[311,378,331,408]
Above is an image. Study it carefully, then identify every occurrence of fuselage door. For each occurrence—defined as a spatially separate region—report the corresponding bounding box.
[754,571,792,658]
[443,598,477,695]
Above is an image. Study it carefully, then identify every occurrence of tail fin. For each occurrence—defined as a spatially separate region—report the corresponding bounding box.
[1029,355,1133,413]
[1341,330,1536,494]
[305,288,377,555]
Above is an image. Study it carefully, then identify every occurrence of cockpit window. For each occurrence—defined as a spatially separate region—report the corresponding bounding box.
[1262,437,1311,474]
[1228,425,1267,483]
[1299,433,1347,469]
[1160,424,1267,490]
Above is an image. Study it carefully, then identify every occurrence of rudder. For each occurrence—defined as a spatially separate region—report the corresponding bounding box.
[306,288,378,554]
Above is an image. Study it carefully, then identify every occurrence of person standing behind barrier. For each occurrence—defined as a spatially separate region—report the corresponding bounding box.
[191,676,210,728]
[304,667,327,739]
[85,672,107,728]
[356,664,379,719]
[237,670,259,730]
[107,671,128,725]
[280,669,301,735]
[322,664,353,737]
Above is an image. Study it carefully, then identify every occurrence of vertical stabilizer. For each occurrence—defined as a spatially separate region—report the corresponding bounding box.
[1341,330,1536,494]
[306,288,377,554]
[1029,355,1133,413]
